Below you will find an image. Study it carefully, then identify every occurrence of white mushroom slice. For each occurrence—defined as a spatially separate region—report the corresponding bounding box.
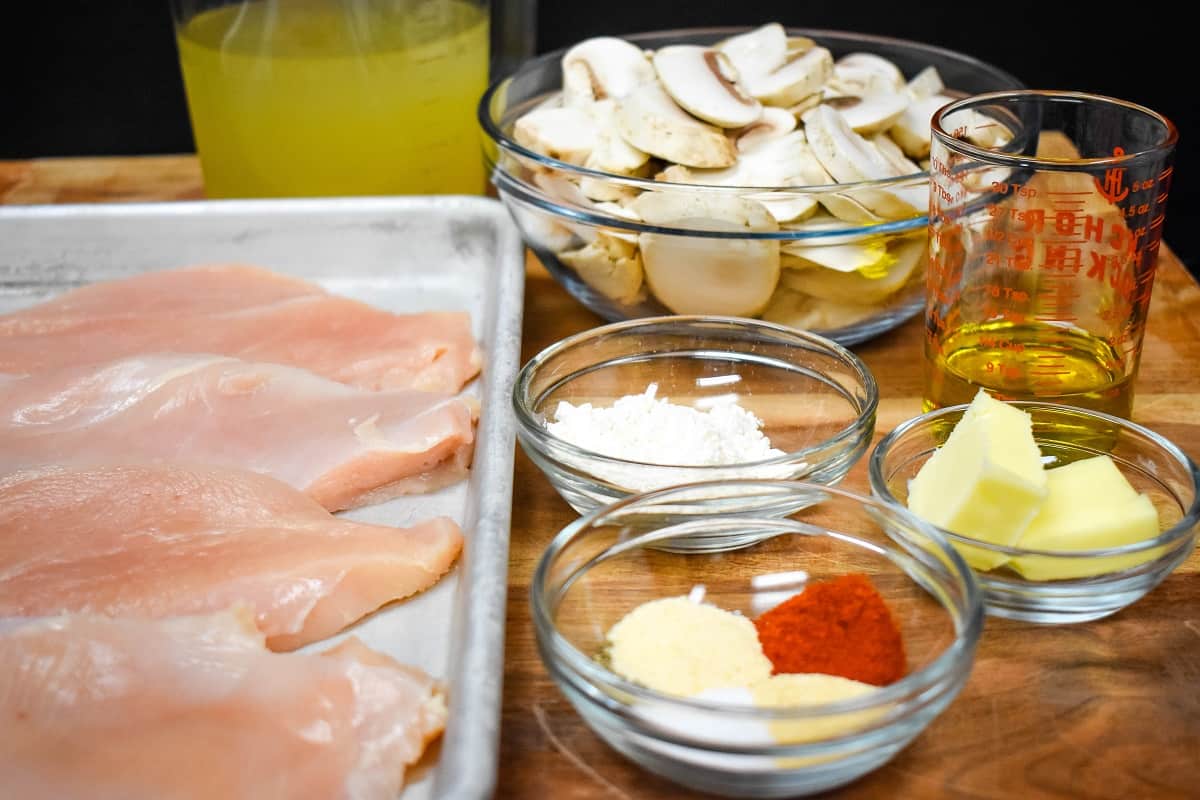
[780,235,925,303]
[816,192,886,224]
[762,286,878,331]
[616,83,737,168]
[824,93,910,135]
[835,53,905,93]
[786,93,824,118]
[508,202,577,253]
[655,131,831,188]
[734,107,797,152]
[579,177,641,204]
[871,132,922,174]
[559,233,645,304]
[513,106,598,166]
[715,23,789,82]
[632,192,780,316]
[906,66,944,99]
[744,47,834,107]
[583,99,651,175]
[890,93,954,158]
[532,170,593,208]
[785,37,817,56]
[754,194,819,223]
[781,239,891,273]
[652,46,763,128]
[562,37,656,106]
[591,201,642,243]
[803,105,903,183]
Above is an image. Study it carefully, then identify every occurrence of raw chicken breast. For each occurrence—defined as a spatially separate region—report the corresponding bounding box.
[0,464,464,650]
[0,354,477,511]
[0,609,445,800]
[0,264,482,393]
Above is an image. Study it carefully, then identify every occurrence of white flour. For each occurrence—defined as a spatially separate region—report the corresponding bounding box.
[547,384,790,492]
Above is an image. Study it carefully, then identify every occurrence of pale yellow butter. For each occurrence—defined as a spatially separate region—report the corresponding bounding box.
[605,596,772,696]
[1011,456,1162,580]
[907,390,1047,571]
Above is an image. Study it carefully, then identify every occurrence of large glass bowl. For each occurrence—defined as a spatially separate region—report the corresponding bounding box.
[869,402,1200,623]
[480,28,1021,345]
[532,481,983,797]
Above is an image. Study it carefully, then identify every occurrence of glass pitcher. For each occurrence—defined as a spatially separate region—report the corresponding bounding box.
[171,0,529,198]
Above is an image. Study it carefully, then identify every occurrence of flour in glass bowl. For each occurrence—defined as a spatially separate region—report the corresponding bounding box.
[546,384,792,492]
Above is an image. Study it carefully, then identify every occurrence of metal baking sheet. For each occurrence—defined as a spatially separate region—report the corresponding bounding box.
[0,196,524,800]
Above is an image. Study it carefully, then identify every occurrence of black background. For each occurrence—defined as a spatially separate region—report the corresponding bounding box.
[3,2,1196,269]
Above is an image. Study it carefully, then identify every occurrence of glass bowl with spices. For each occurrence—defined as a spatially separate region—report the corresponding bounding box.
[869,396,1200,624]
[532,480,983,797]
[513,316,878,528]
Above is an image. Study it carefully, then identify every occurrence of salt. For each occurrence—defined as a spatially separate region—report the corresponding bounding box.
[546,384,792,492]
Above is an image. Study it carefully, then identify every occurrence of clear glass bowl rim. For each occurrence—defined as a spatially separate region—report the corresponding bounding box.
[512,314,880,471]
[531,478,985,722]
[479,26,1022,241]
[869,400,1200,560]
[479,25,1022,196]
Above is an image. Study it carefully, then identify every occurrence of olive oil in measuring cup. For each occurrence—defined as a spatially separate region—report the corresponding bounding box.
[924,91,1177,419]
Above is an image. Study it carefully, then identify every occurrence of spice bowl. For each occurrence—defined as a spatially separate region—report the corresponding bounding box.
[532,481,983,798]
[513,316,878,535]
[869,402,1200,623]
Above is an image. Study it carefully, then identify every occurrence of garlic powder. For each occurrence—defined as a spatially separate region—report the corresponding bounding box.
[548,384,782,464]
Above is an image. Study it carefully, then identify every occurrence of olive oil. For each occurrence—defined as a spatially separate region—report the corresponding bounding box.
[924,321,1135,418]
[176,0,489,198]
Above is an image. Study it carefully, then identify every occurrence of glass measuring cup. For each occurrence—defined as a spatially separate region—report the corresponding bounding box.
[171,0,493,198]
[925,91,1177,418]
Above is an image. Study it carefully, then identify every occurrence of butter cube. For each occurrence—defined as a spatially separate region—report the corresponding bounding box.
[1011,456,1162,580]
[907,391,1048,571]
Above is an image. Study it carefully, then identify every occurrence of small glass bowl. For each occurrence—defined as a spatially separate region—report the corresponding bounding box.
[869,402,1200,624]
[532,481,983,798]
[480,27,1020,345]
[513,316,878,524]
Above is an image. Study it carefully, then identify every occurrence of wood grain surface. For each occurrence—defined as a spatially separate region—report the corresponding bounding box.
[3,155,1197,800]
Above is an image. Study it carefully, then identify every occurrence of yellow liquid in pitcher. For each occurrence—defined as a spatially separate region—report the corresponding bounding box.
[177,0,489,197]
[925,321,1134,418]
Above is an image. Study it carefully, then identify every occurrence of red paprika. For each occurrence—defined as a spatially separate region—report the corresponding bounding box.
[753,573,905,686]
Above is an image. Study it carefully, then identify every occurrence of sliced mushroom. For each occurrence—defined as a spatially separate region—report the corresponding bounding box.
[890,93,954,158]
[591,201,642,243]
[734,107,796,152]
[715,23,789,82]
[656,131,831,188]
[786,93,824,119]
[762,286,879,331]
[632,192,780,316]
[823,93,910,135]
[782,211,875,244]
[583,99,651,175]
[870,132,921,174]
[743,47,834,107]
[508,202,577,253]
[513,106,598,166]
[803,105,902,183]
[559,233,645,304]
[561,37,656,106]
[906,66,944,99]
[780,238,892,273]
[753,194,819,223]
[833,53,905,94]
[616,83,737,168]
[815,192,886,223]
[652,46,763,128]
[780,234,925,303]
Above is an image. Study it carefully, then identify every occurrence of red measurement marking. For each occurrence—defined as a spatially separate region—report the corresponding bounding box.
[1150,215,1165,228]
[1029,370,1073,376]
[1159,167,1174,179]
[1046,191,1093,195]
